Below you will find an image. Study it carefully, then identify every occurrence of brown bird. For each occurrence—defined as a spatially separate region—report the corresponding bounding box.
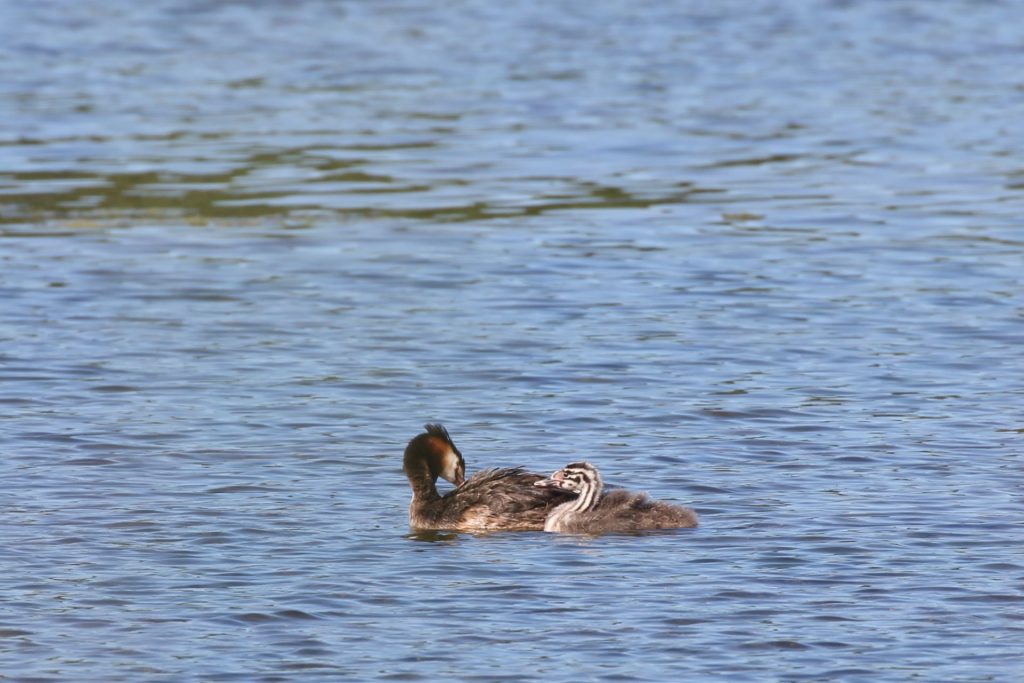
[403,424,575,531]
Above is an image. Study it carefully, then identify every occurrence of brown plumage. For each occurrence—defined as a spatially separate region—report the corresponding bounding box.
[403,424,576,531]
[535,461,698,533]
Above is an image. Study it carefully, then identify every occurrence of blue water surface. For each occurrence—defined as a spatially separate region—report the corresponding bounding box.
[1,1,1022,681]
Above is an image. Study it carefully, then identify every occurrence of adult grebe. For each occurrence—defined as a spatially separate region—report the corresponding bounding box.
[535,461,698,533]
[403,424,576,531]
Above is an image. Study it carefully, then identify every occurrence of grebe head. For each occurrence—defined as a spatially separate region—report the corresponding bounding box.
[534,461,600,493]
[404,423,465,486]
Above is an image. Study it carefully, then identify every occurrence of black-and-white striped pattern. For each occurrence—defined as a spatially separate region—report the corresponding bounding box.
[556,462,602,512]
[539,460,699,533]
[542,462,603,532]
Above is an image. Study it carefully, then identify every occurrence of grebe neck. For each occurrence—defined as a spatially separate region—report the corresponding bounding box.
[543,467,602,531]
[565,475,601,513]
[404,453,441,503]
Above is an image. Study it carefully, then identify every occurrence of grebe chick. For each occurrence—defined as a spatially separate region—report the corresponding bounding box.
[535,461,698,533]
[403,424,576,531]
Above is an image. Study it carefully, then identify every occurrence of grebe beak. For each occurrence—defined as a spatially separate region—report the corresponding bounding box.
[534,477,564,489]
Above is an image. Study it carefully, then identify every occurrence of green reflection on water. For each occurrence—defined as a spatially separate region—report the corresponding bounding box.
[1,140,717,227]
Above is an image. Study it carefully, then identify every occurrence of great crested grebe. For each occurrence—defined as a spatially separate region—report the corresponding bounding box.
[403,424,576,531]
[535,461,698,533]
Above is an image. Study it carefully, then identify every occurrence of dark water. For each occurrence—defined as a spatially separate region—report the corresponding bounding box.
[2,1,1023,681]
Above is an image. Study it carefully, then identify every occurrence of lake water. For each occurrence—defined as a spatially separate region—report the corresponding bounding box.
[2,1,1022,681]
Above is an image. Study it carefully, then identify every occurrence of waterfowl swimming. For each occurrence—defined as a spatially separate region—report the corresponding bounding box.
[403,423,576,531]
[535,461,698,533]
